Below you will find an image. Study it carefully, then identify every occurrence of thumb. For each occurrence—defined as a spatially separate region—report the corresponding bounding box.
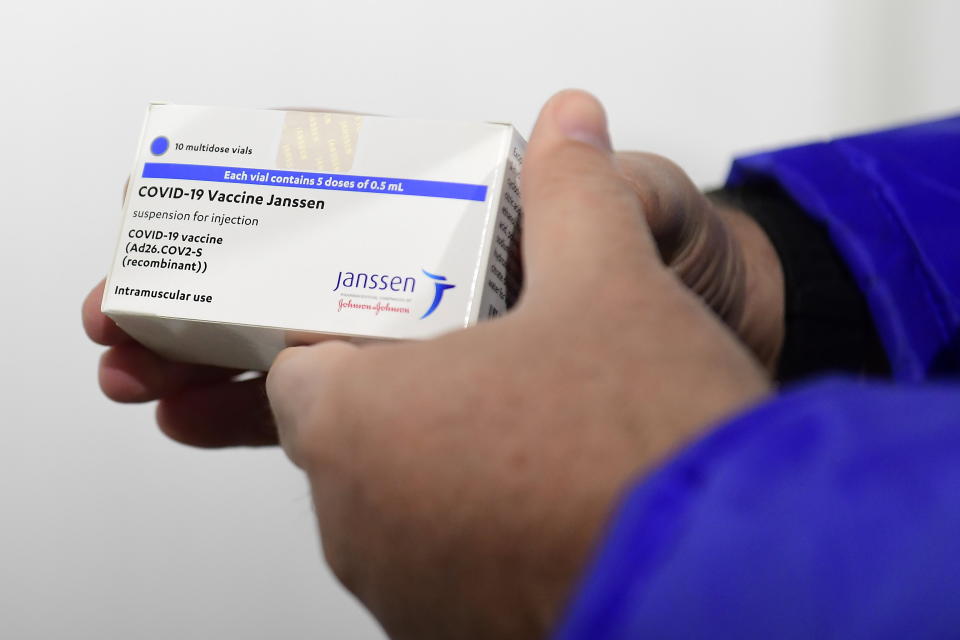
[520,90,659,299]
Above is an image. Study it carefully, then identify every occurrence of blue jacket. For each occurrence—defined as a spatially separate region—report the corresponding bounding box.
[553,116,960,639]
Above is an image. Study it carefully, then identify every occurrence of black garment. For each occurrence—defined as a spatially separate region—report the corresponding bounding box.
[708,183,890,383]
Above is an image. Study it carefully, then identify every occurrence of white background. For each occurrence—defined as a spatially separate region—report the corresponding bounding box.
[1,1,957,638]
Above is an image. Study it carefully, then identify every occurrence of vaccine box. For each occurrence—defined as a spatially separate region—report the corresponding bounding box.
[102,104,525,371]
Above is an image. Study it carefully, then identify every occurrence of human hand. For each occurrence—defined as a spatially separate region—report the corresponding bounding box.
[82,280,278,447]
[614,153,785,371]
[266,90,770,640]
[84,98,780,449]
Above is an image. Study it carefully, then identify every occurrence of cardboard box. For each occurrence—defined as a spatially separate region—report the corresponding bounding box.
[102,104,525,370]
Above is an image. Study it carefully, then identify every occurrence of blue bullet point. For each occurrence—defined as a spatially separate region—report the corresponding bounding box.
[150,136,169,155]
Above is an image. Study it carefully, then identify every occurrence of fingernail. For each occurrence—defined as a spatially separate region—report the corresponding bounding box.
[553,90,612,153]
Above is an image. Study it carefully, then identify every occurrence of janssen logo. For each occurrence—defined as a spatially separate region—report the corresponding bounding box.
[332,269,455,319]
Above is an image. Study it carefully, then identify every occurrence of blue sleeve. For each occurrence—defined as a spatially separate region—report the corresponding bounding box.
[552,379,960,639]
[553,119,960,639]
[726,117,960,380]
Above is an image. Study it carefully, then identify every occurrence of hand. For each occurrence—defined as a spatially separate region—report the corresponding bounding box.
[83,105,781,449]
[266,90,770,640]
[81,280,278,447]
[614,153,785,371]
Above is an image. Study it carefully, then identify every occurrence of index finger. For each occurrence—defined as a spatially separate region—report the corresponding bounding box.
[82,279,132,346]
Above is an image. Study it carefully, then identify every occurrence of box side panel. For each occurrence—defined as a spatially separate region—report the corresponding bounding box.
[476,128,525,320]
[107,313,289,371]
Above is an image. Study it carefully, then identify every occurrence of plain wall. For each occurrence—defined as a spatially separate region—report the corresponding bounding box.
[1,1,957,638]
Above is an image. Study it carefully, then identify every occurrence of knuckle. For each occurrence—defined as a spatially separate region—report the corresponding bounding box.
[265,348,298,397]
[267,342,361,467]
[269,344,306,372]
[267,344,328,395]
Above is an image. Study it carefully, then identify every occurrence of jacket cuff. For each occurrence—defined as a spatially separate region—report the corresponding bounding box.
[708,182,889,382]
[725,118,960,380]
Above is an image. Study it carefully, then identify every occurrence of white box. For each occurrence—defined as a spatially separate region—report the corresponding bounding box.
[102,104,525,371]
